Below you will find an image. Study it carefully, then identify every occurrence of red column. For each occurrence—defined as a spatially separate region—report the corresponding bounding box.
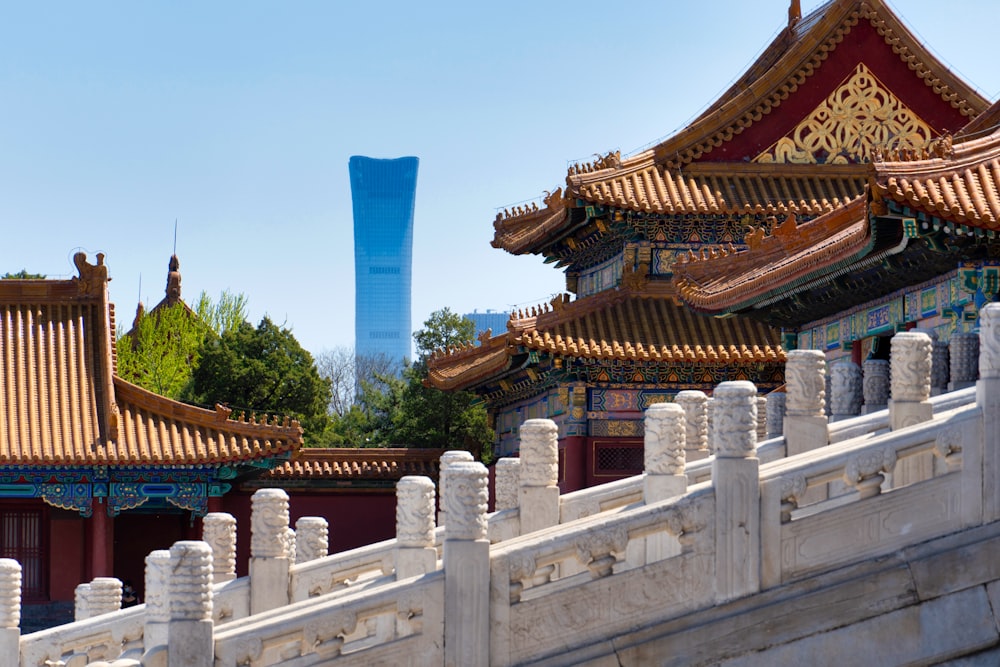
[88,498,112,579]
[207,495,224,514]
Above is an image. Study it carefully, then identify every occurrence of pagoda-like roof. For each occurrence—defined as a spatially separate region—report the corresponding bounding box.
[872,124,1000,229]
[426,289,784,393]
[673,124,1000,323]
[263,448,444,485]
[492,0,989,258]
[0,253,302,466]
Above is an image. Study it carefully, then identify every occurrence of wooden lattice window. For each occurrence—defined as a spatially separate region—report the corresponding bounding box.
[0,508,47,601]
[593,442,643,476]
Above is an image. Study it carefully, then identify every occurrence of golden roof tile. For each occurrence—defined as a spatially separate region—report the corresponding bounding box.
[0,253,303,467]
[266,448,444,481]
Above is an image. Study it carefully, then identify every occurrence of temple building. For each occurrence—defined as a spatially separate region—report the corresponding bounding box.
[0,253,303,616]
[426,0,993,490]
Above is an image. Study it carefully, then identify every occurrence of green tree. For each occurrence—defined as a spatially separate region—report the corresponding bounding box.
[1,270,45,279]
[187,317,333,445]
[116,290,249,400]
[117,303,208,399]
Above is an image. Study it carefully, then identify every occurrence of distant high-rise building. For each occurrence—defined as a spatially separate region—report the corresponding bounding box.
[463,309,509,341]
[349,155,419,366]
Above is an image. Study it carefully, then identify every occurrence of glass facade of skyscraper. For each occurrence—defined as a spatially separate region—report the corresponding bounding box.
[349,155,418,365]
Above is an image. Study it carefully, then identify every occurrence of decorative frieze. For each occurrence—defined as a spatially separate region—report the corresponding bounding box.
[202,513,237,582]
[519,419,559,488]
[251,489,290,559]
[830,360,862,418]
[644,403,685,476]
[712,381,758,458]
[0,559,20,629]
[674,390,709,453]
[442,461,489,542]
[891,332,933,402]
[294,517,329,564]
[168,541,214,622]
[950,332,979,388]
[981,303,1000,379]
[494,458,520,511]
[785,350,826,418]
[396,476,436,548]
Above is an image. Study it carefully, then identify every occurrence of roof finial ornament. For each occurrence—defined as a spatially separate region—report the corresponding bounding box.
[166,254,182,305]
[788,0,801,27]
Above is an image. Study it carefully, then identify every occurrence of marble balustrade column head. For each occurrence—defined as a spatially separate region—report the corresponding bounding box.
[756,396,768,440]
[283,527,296,565]
[950,332,980,386]
[519,419,559,488]
[785,350,826,417]
[830,360,863,417]
[396,476,436,548]
[891,332,933,402]
[674,390,709,453]
[932,339,950,392]
[706,398,716,454]
[74,583,90,621]
[644,403,685,475]
[250,489,290,559]
[168,541,213,622]
[202,513,237,582]
[766,391,786,438]
[713,381,758,458]
[863,359,890,409]
[294,517,329,564]
[981,303,1000,379]
[89,577,122,617]
[145,550,172,625]
[0,559,20,629]
[494,458,520,511]
[442,461,489,542]
[438,450,474,523]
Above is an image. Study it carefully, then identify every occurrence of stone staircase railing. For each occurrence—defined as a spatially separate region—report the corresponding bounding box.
[6,303,1000,666]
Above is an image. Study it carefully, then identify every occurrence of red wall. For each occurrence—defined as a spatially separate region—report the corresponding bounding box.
[49,511,85,601]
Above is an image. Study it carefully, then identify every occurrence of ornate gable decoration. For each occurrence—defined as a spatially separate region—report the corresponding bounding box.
[755,63,934,165]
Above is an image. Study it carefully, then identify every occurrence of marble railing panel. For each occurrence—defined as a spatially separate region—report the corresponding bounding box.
[19,605,144,667]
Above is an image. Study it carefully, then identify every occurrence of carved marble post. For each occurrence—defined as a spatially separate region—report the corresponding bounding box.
[249,488,290,614]
[950,331,980,391]
[756,396,768,442]
[705,398,715,455]
[675,390,709,462]
[765,391,786,439]
[783,350,828,455]
[518,419,560,535]
[76,577,121,619]
[829,360,862,421]
[979,304,1000,521]
[0,559,20,667]
[862,359,890,413]
[202,512,237,583]
[494,458,520,512]
[932,339,950,395]
[395,476,437,579]
[167,541,213,667]
[438,450,474,527]
[443,461,489,667]
[712,381,760,603]
[143,550,172,658]
[295,517,329,564]
[889,331,933,430]
[643,403,687,503]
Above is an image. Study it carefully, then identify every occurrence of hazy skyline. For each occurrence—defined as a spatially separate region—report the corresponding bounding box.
[3,1,998,356]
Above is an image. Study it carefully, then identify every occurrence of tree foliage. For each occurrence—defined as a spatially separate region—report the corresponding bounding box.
[116,290,248,401]
[2,270,45,279]
[315,347,398,417]
[326,308,494,460]
[188,317,333,445]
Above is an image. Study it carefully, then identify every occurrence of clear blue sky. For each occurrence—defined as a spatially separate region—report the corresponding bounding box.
[2,1,997,357]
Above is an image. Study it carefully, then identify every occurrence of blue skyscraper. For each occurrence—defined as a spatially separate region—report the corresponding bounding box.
[349,155,419,365]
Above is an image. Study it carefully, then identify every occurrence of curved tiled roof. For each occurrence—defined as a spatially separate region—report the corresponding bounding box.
[426,290,784,392]
[0,253,303,467]
[492,0,987,256]
[873,128,1000,229]
[267,448,443,482]
[673,197,874,314]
